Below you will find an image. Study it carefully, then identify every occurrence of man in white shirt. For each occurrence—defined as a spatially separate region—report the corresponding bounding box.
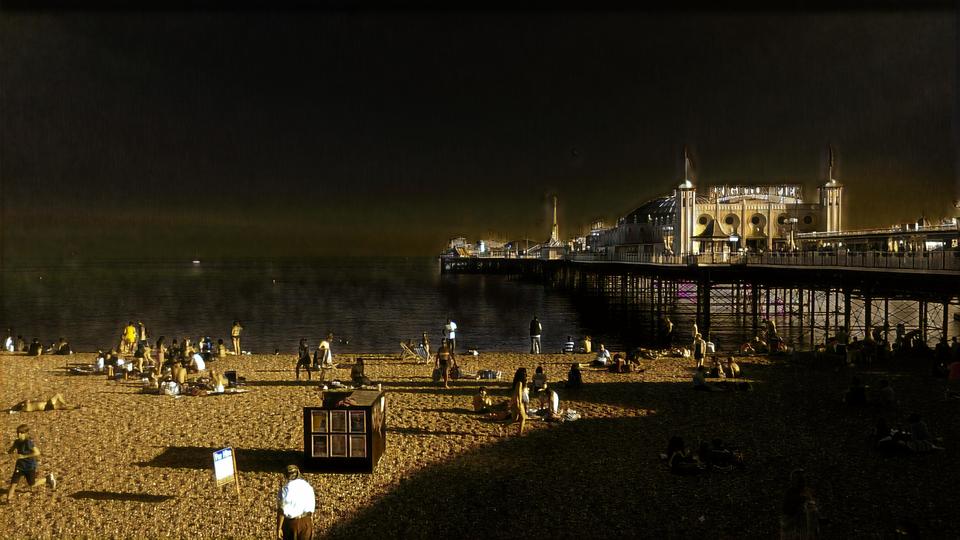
[276,464,315,540]
[529,315,542,354]
[444,319,458,352]
[593,344,611,366]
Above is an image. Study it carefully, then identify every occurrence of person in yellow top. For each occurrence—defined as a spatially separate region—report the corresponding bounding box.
[122,321,137,355]
[231,321,243,355]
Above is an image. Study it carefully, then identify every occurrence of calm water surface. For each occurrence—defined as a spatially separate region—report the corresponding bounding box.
[0,258,612,354]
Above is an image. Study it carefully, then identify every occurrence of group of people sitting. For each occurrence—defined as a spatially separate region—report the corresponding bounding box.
[737,319,789,355]
[663,435,745,475]
[3,331,71,356]
[691,358,748,392]
[871,413,944,454]
[472,366,567,435]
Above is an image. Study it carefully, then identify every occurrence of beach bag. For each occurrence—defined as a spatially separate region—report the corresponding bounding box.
[432,368,442,382]
[450,365,462,379]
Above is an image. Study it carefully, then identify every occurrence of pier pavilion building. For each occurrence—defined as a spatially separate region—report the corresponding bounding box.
[593,158,843,257]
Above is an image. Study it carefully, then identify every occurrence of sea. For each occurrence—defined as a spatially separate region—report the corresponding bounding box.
[0,257,953,355]
[0,257,615,355]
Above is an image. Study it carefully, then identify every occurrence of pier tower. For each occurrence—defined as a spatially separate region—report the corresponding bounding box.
[818,145,844,233]
[673,148,697,256]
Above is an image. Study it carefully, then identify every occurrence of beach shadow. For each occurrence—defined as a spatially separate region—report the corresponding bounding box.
[324,415,753,540]
[69,490,175,503]
[138,446,303,472]
[324,353,959,540]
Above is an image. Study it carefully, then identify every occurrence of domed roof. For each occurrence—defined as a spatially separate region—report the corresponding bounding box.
[622,194,710,225]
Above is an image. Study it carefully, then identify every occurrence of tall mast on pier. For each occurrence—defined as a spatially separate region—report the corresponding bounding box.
[549,195,559,244]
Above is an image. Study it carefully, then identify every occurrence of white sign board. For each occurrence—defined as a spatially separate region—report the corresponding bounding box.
[213,447,236,487]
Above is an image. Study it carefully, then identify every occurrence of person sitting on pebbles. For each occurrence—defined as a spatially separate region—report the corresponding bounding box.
[591,344,611,367]
[351,357,373,387]
[472,387,493,413]
[531,365,548,392]
[693,366,725,392]
[209,369,229,393]
[188,352,206,373]
[725,357,741,378]
[535,386,561,420]
[665,436,705,475]
[10,394,79,412]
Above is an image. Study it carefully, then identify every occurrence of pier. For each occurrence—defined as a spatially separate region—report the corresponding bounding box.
[440,253,960,350]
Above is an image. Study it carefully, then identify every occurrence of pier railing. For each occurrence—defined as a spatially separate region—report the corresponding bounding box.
[565,250,960,272]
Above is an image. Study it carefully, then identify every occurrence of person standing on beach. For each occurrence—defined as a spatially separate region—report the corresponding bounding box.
[122,321,137,355]
[5,424,55,503]
[137,321,148,347]
[529,315,542,354]
[435,340,456,389]
[296,339,312,381]
[231,321,243,355]
[693,333,707,369]
[421,332,431,358]
[661,316,674,348]
[444,318,458,352]
[313,336,333,370]
[276,464,315,540]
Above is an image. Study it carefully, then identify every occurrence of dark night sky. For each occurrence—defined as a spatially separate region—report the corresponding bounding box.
[0,7,957,259]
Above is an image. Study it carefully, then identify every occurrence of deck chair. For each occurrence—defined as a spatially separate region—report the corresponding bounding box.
[400,342,430,363]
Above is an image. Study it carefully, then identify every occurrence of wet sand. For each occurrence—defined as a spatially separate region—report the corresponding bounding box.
[1,350,957,538]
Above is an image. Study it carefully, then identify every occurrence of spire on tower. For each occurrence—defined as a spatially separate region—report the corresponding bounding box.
[549,195,559,244]
[827,144,836,183]
[683,145,693,181]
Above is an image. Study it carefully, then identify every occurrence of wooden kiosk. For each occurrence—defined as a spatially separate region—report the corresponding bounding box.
[302,389,386,473]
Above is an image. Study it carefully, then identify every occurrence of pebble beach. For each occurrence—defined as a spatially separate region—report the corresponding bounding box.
[1,350,958,538]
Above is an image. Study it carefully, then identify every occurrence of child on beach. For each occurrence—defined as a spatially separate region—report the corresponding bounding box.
[5,424,56,503]
[473,387,493,413]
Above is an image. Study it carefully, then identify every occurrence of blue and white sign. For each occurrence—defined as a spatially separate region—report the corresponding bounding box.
[213,447,236,487]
